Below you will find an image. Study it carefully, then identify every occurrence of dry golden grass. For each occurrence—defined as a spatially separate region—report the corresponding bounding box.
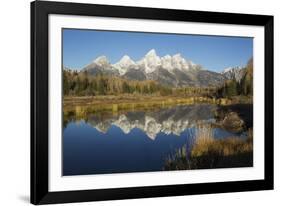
[164,126,253,170]
[192,127,252,157]
[63,95,252,118]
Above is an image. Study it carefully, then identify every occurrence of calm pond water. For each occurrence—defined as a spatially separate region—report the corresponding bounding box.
[63,104,248,176]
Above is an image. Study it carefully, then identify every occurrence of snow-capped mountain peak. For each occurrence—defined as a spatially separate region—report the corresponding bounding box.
[161,55,173,72]
[221,66,243,74]
[93,55,110,67]
[120,55,132,62]
[145,49,157,57]
[162,54,172,59]
[222,67,234,74]
[221,66,245,82]
[172,53,189,71]
[138,49,161,74]
[172,53,182,59]
[159,53,190,72]
[118,55,135,66]
[113,55,136,75]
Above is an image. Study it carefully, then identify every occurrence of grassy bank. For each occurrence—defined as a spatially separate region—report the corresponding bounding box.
[63,95,253,117]
[164,126,253,170]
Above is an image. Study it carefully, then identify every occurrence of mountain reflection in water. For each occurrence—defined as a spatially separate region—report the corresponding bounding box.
[63,104,248,176]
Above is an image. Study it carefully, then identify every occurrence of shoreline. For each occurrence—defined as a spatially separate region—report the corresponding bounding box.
[63,95,253,115]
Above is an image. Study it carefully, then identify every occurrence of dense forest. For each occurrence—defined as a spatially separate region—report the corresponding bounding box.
[63,70,218,97]
[63,70,173,96]
[63,58,253,98]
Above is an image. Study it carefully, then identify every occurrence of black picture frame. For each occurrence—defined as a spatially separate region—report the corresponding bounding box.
[31,0,274,204]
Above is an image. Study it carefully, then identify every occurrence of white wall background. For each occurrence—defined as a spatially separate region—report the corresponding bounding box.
[0,0,279,205]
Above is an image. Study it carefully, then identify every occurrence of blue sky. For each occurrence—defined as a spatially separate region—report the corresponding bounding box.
[63,29,253,72]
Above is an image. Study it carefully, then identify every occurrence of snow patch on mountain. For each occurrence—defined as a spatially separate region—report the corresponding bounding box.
[93,56,110,67]
[221,66,245,82]
[172,53,190,71]
[222,67,233,73]
[137,49,161,74]
[113,55,136,75]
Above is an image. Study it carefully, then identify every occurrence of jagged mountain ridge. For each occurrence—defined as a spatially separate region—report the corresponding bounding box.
[80,49,227,87]
[221,66,246,82]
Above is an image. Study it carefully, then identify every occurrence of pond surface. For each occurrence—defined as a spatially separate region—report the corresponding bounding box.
[63,104,248,176]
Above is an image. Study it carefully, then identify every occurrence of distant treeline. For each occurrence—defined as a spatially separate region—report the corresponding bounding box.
[63,70,218,97]
[63,58,253,98]
[63,71,173,96]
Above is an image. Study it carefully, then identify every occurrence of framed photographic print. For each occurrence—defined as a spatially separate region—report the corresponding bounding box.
[31,0,274,204]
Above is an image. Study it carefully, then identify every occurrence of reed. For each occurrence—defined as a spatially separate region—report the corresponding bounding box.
[164,126,253,170]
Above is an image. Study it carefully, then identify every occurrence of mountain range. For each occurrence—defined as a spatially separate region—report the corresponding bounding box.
[70,49,245,87]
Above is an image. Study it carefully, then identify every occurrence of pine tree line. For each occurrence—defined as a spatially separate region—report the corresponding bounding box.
[63,70,218,97]
[63,70,173,96]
